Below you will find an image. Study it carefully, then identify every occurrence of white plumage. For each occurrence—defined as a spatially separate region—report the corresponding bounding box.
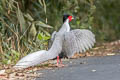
[14,15,96,69]
[14,50,47,68]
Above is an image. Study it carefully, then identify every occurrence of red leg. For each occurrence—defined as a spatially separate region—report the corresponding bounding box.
[60,59,65,67]
[60,59,62,64]
[56,56,65,67]
[57,56,59,66]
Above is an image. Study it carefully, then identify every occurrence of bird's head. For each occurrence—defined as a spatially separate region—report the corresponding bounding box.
[63,14,74,23]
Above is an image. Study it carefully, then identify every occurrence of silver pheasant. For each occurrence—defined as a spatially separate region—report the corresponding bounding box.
[14,14,95,69]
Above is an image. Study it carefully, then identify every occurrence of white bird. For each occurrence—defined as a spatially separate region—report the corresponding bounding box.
[14,14,95,69]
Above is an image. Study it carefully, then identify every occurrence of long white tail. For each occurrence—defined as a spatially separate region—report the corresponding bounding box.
[14,50,48,69]
[14,34,63,69]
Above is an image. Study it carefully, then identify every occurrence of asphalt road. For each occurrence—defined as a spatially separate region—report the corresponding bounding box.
[36,55,120,80]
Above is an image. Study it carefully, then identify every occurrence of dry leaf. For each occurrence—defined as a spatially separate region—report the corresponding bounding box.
[0,70,5,74]
[107,53,115,56]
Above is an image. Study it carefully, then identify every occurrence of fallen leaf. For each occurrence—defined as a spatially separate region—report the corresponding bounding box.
[0,70,5,74]
[107,53,115,56]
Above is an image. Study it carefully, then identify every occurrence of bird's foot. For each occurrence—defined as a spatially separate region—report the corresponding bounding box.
[56,64,65,67]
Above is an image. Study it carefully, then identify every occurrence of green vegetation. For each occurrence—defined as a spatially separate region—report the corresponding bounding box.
[0,0,120,65]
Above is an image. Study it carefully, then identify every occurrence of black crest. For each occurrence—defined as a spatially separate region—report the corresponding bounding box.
[63,14,70,22]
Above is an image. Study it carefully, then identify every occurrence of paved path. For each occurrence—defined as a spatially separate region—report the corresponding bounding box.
[36,55,120,80]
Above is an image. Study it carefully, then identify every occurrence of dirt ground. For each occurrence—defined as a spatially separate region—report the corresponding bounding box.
[0,40,120,80]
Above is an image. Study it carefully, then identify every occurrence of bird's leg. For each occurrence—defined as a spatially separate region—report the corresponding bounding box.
[60,59,65,67]
[56,56,65,67]
[56,56,59,66]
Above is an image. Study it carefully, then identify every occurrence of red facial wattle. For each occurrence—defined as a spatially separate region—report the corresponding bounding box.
[68,16,72,22]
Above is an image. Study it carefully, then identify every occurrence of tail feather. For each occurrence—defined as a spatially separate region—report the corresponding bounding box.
[14,33,65,69]
[14,50,48,69]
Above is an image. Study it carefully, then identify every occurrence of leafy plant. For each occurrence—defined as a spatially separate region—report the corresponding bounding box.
[0,0,52,65]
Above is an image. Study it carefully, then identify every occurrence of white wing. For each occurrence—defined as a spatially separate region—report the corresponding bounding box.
[63,29,95,57]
